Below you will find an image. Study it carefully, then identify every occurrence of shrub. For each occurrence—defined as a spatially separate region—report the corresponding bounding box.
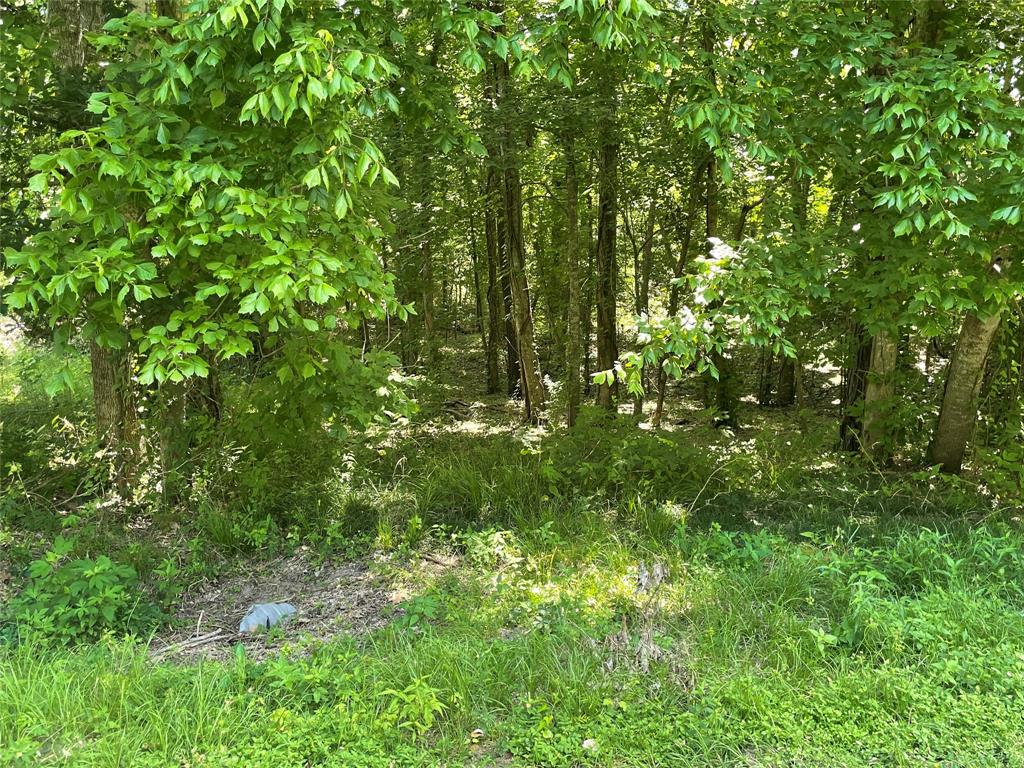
[1,536,160,643]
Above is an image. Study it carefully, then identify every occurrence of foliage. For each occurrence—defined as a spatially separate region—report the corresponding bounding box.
[6,0,409,424]
[1,536,160,644]
[4,503,1024,766]
[2,1,1024,765]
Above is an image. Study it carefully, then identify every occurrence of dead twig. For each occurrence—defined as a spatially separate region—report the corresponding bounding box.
[150,629,226,660]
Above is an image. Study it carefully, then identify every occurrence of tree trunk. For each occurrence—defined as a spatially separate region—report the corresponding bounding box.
[861,331,898,459]
[468,203,485,337]
[48,0,105,72]
[51,3,143,487]
[564,137,582,428]
[90,341,121,448]
[484,168,502,395]
[500,240,521,395]
[929,310,1003,473]
[595,139,619,410]
[777,355,797,406]
[632,200,655,417]
[419,182,438,362]
[840,325,873,451]
[704,157,737,428]
[90,341,140,491]
[582,192,595,395]
[482,49,520,397]
[495,57,545,423]
[159,380,187,505]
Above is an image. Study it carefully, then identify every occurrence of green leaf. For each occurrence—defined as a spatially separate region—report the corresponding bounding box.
[307,78,326,103]
[334,192,348,218]
[302,166,323,189]
[28,173,49,194]
[344,50,364,71]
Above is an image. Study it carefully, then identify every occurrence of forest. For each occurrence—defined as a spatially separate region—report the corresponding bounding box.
[2,0,1024,765]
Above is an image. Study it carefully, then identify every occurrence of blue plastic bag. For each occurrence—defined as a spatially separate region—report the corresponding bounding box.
[238,602,296,633]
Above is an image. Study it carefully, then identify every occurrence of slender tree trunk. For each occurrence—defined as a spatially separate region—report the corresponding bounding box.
[582,192,595,395]
[482,49,520,397]
[90,341,121,448]
[840,325,873,451]
[861,331,898,459]
[773,166,809,409]
[468,204,485,337]
[777,356,797,406]
[929,309,1003,473]
[50,1,143,487]
[564,138,582,428]
[484,169,502,395]
[159,380,187,505]
[500,241,521,395]
[89,341,140,491]
[495,57,545,422]
[704,157,737,428]
[418,157,438,361]
[595,139,619,410]
[631,200,656,417]
[421,240,436,358]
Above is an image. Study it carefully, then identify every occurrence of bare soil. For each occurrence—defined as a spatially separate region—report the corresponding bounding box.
[150,550,398,662]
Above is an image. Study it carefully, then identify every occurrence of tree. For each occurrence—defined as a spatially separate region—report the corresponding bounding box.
[7,0,411,480]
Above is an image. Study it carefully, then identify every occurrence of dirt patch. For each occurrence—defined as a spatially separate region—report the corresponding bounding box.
[150,550,398,662]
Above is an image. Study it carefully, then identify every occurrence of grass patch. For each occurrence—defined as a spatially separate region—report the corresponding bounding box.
[4,343,1023,766]
[4,515,1024,766]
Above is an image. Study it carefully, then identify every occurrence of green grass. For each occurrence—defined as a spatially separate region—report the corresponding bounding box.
[4,511,1024,766]
[4,342,1024,766]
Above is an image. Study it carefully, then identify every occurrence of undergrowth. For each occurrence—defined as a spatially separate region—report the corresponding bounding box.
[3,343,1024,766]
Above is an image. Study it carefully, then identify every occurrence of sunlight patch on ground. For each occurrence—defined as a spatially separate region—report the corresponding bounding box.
[0,316,23,353]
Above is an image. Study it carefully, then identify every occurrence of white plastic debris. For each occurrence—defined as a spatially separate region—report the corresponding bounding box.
[238,603,296,633]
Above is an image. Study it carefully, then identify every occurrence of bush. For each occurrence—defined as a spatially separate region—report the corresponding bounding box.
[1,536,161,644]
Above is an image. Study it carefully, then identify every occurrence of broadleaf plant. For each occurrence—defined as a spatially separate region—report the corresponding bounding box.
[5,0,409,423]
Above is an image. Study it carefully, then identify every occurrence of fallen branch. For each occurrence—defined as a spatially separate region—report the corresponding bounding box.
[150,629,226,660]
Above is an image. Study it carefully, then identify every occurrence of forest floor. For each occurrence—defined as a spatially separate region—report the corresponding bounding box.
[2,336,1024,767]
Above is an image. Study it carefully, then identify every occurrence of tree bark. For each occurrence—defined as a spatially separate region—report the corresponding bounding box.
[861,331,898,459]
[840,325,873,451]
[495,56,545,422]
[499,237,521,395]
[929,310,1003,473]
[631,200,656,417]
[418,160,438,362]
[50,2,143,487]
[48,0,105,72]
[89,341,140,491]
[482,49,520,397]
[595,139,619,410]
[582,191,595,395]
[159,380,187,504]
[90,341,121,447]
[484,168,502,395]
[564,137,582,428]
[777,356,797,406]
[468,202,485,337]
[705,157,737,428]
